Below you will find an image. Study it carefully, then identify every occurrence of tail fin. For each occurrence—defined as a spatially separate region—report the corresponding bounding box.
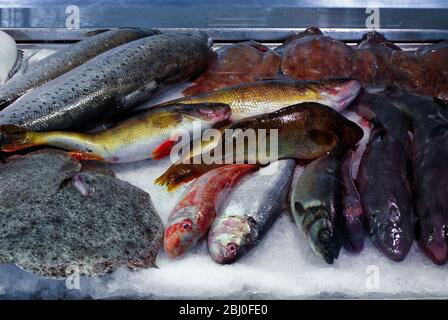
[0,125,40,152]
[155,162,222,191]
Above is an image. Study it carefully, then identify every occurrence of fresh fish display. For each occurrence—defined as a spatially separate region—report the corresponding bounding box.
[0,32,213,131]
[183,41,281,96]
[0,103,231,162]
[290,152,345,264]
[357,93,414,262]
[386,91,448,265]
[0,28,157,109]
[156,103,364,190]
[208,160,295,264]
[158,79,362,120]
[0,31,22,85]
[0,150,163,278]
[340,150,364,253]
[164,164,257,258]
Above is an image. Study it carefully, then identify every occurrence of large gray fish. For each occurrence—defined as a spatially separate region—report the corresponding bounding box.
[0,32,213,131]
[291,152,344,264]
[208,160,296,264]
[386,90,448,265]
[357,92,414,262]
[0,150,163,278]
[0,28,158,109]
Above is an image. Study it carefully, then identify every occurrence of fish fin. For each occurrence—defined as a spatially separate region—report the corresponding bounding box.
[85,29,110,36]
[0,125,40,152]
[67,151,104,162]
[7,49,23,80]
[155,163,209,191]
[309,130,334,146]
[118,81,159,110]
[152,139,177,160]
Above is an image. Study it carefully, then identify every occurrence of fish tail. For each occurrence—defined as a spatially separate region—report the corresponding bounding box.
[155,163,220,191]
[0,125,43,152]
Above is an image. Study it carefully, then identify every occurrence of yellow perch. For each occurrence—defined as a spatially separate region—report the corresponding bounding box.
[0,103,231,163]
[157,79,361,120]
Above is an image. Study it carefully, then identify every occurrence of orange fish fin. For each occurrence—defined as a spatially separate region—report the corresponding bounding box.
[68,151,104,161]
[0,125,39,152]
[151,139,177,160]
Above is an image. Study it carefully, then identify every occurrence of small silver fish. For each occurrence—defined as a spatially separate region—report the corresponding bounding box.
[208,160,296,264]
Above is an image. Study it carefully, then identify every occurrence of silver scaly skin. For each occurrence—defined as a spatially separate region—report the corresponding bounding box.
[0,28,158,109]
[0,32,213,131]
[208,160,296,264]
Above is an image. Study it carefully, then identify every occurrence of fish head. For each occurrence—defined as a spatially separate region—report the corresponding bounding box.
[208,216,252,264]
[164,206,201,258]
[417,220,448,265]
[335,115,364,149]
[309,216,339,264]
[174,103,231,124]
[317,80,361,111]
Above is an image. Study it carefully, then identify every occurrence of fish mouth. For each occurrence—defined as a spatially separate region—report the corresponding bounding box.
[209,240,241,264]
[418,229,448,265]
[323,80,361,111]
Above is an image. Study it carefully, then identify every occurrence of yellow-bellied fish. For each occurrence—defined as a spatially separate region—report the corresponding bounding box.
[0,103,231,163]
[157,79,361,121]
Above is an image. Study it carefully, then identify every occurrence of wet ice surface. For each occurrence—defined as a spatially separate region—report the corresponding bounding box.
[1,157,447,299]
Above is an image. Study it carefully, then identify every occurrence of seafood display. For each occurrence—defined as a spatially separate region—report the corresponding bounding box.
[0,28,158,109]
[0,103,231,162]
[0,32,213,131]
[386,91,448,265]
[0,31,22,85]
[279,28,448,100]
[156,103,363,190]
[208,160,296,264]
[0,24,447,287]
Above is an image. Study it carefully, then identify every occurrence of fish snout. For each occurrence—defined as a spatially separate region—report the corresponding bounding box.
[164,218,195,258]
[309,218,338,264]
[418,223,448,265]
[321,80,361,111]
[208,239,240,264]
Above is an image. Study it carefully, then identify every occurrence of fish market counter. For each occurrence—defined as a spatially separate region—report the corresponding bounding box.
[0,30,447,299]
[1,156,447,299]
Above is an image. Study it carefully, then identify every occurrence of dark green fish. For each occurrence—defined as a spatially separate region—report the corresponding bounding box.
[290,152,345,264]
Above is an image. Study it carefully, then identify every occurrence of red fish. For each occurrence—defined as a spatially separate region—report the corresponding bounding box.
[164,164,257,258]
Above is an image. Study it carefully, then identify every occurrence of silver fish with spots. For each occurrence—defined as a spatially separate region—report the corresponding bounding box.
[0,28,157,109]
[0,32,213,131]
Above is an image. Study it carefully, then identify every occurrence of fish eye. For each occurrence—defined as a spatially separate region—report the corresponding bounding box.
[181,219,192,231]
[319,229,331,243]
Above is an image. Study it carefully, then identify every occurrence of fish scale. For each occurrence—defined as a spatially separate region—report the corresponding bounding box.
[0,28,158,108]
[208,160,296,264]
[0,32,213,131]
